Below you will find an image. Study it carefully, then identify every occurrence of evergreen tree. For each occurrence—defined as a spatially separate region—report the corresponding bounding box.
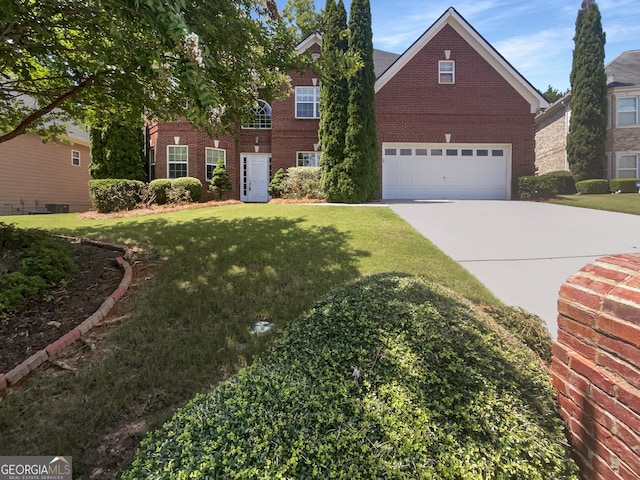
[542,85,567,104]
[89,122,147,180]
[209,159,233,198]
[319,0,350,202]
[566,0,607,181]
[342,0,379,203]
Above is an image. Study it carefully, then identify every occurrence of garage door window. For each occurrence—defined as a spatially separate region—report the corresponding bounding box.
[431,149,443,155]
[446,149,458,156]
[416,149,428,156]
[461,149,473,156]
[400,149,412,155]
[492,149,504,156]
[477,149,488,156]
[385,148,397,156]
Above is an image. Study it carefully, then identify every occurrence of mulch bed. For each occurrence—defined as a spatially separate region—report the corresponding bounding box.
[0,242,123,374]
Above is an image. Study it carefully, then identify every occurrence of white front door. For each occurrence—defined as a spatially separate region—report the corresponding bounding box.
[241,154,270,202]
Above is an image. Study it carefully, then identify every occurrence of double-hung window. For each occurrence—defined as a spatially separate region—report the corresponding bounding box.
[439,60,455,84]
[206,148,226,181]
[617,97,638,126]
[295,87,320,118]
[617,154,639,178]
[71,150,81,166]
[296,152,320,167]
[167,145,188,178]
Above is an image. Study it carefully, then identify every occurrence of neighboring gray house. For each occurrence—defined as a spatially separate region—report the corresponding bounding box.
[535,49,640,179]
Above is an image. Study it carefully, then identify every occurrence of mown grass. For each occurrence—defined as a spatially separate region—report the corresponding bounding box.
[551,193,640,215]
[0,204,497,477]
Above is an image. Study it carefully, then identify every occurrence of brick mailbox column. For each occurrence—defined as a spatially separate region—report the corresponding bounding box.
[551,254,640,479]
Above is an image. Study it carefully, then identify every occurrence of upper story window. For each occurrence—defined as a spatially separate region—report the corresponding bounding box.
[439,60,455,84]
[295,86,320,118]
[617,97,638,126]
[71,150,81,166]
[243,100,272,129]
[206,147,226,181]
[167,145,188,178]
[296,151,320,167]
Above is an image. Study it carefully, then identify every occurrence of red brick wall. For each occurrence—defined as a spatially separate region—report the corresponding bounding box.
[551,254,640,479]
[375,24,537,182]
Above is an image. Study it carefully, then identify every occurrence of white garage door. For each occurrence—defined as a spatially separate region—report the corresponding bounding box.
[382,143,511,200]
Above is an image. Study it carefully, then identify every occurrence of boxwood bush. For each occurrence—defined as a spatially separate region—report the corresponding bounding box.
[575,179,609,195]
[148,179,173,205]
[172,177,203,202]
[517,171,576,199]
[122,274,578,479]
[609,178,640,194]
[283,167,323,199]
[88,179,145,213]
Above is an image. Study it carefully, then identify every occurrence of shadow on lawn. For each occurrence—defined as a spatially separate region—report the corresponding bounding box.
[0,214,367,478]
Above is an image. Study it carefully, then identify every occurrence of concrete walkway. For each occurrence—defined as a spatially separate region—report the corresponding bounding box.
[389,200,640,338]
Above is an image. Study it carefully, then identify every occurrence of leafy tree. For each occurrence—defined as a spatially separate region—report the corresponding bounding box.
[89,122,147,180]
[209,159,232,199]
[319,0,351,202]
[542,85,567,104]
[342,0,379,203]
[566,0,607,181]
[283,0,323,40]
[0,0,296,145]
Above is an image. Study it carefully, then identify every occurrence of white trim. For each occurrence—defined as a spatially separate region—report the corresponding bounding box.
[205,147,227,182]
[167,145,188,178]
[296,33,322,54]
[295,86,320,119]
[438,60,455,84]
[375,7,548,113]
[71,150,81,166]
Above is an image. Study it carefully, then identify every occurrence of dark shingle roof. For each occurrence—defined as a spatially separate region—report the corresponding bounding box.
[606,50,640,87]
[373,49,401,78]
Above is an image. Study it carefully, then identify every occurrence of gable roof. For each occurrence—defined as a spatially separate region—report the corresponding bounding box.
[296,33,322,55]
[375,7,549,113]
[606,49,640,88]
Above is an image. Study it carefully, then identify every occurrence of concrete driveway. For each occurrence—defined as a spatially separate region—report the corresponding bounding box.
[389,200,640,338]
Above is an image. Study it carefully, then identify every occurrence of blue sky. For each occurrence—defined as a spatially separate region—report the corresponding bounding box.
[278,1,640,93]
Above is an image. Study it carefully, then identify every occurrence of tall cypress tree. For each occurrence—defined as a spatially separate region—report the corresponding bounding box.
[319,0,350,202]
[343,0,378,203]
[566,0,607,181]
[89,121,147,180]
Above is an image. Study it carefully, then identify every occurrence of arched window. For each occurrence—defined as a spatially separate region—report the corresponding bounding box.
[243,100,272,129]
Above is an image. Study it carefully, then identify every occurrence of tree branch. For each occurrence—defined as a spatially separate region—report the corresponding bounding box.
[0,74,98,144]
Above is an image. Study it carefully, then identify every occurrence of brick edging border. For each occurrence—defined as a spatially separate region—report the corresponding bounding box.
[0,238,134,391]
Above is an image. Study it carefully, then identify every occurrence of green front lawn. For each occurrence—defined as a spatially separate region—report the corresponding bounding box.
[551,193,640,215]
[0,204,497,477]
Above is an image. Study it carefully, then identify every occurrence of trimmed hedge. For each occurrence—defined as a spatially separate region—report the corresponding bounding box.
[148,179,172,205]
[88,179,145,213]
[122,274,578,479]
[172,177,203,202]
[609,178,640,194]
[517,171,576,199]
[575,179,609,194]
[283,166,323,199]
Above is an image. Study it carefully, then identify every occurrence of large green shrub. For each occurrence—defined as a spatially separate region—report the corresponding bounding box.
[0,224,76,321]
[283,166,323,199]
[609,178,640,194]
[171,177,203,202]
[148,179,172,205]
[209,160,232,199]
[517,172,576,199]
[122,274,578,479]
[575,179,609,194]
[88,179,145,213]
[267,168,287,198]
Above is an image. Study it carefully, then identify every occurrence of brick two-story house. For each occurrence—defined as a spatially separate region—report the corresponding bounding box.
[149,7,548,202]
[535,49,640,179]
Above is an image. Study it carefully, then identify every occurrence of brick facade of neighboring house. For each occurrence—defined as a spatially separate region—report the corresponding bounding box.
[535,50,640,179]
[0,125,92,216]
[151,8,548,202]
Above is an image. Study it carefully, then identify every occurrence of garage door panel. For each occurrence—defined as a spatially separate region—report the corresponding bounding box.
[382,143,510,200]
